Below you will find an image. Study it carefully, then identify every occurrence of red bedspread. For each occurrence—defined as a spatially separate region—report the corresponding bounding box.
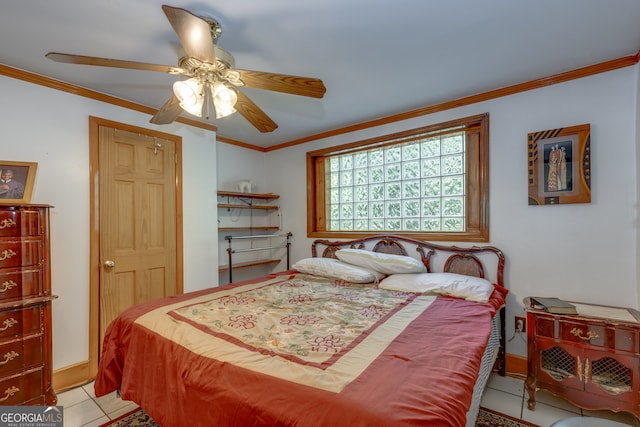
[95,272,505,427]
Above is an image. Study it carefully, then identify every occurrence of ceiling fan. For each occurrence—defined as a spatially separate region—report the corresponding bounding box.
[45,4,326,133]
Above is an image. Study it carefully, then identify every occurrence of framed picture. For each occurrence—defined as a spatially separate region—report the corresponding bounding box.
[0,161,38,204]
[527,124,591,205]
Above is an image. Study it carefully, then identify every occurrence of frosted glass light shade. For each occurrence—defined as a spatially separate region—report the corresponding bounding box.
[211,83,238,118]
[173,78,203,117]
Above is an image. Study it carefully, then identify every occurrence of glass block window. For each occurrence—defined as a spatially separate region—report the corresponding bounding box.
[307,113,489,242]
[326,133,466,233]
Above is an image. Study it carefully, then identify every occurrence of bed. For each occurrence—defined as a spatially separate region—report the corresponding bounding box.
[94,235,507,427]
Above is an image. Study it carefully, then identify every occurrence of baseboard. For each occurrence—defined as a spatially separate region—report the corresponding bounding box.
[505,353,527,378]
[53,361,93,393]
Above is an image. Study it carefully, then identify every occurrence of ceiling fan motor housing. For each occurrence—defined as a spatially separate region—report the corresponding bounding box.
[177,45,237,81]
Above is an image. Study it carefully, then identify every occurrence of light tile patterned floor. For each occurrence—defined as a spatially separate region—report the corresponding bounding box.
[57,374,640,426]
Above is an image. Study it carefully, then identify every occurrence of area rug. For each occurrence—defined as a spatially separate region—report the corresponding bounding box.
[101,406,539,426]
[476,407,540,427]
[99,407,159,427]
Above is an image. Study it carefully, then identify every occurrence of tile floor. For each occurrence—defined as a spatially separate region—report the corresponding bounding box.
[57,374,640,427]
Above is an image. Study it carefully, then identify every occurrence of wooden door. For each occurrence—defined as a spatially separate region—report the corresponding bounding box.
[95,120,182,351]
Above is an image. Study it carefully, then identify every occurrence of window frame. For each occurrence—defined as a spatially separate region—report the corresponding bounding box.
[306,113,490,242]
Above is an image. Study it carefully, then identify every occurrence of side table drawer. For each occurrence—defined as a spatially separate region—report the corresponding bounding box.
[532,313,555,338]
[560,320,605,345]
[615,327,638,352]
[560,320,638,351]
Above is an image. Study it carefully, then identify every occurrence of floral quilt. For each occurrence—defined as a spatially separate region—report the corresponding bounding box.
[168,273,418,368]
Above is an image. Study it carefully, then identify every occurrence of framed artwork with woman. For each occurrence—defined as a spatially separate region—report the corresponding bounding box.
[527,124,590,205]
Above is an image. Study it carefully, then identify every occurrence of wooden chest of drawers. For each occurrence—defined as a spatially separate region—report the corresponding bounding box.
[524,297,640,420]
[0,204,56,406]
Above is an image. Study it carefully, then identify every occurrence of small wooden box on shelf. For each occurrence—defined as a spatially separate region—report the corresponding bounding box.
[524,297,640,420]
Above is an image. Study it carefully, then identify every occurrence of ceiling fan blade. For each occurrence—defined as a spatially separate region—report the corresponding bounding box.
[45,52,185,74]
[227,69,326,98]
[150,95,183,124]
[162,5,217,64]
[234,91,278,133]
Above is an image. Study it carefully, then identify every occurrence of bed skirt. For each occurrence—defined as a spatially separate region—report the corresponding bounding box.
[466,311,502,426]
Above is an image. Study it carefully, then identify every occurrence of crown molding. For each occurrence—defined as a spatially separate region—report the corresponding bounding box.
[2,50,638,153]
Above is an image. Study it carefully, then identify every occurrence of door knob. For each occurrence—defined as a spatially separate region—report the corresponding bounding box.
[104,260,115,268]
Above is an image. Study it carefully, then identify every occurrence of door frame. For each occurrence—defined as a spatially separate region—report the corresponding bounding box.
[87,116,184,377]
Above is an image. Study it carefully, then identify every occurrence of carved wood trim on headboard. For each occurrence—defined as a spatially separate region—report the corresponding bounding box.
[311,234,505,288]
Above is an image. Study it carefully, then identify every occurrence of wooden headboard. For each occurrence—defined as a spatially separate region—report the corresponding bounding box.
[311,234,507,375]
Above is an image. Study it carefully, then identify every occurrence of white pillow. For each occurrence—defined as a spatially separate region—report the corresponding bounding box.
[335,248,427,275]
[292,257,385,283]
[379,272,494,302]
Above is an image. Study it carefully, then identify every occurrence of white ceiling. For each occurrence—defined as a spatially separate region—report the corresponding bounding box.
[2,0,639,149]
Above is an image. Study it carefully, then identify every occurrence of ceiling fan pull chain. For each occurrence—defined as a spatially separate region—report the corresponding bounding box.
[203,84,211,120]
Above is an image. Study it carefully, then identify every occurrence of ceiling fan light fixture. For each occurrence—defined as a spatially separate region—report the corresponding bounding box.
[173,77,204,117]
[46,5,325,132]
[211,83,238,119]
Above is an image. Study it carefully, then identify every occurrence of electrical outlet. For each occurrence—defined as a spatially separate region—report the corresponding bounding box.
[515,316,526,333]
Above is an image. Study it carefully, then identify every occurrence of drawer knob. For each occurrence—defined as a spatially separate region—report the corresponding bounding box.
[0,249,16,261]
[0,280,17,293]
[0,386,19,402]
[0,318,18,332]
[0,351,18,366]
[570,327,599,340]
[0,218,16,230]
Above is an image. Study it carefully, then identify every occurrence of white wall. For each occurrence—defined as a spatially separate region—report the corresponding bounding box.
[264,65,640,358]
[0,75,219,370]
[216,143,267,193]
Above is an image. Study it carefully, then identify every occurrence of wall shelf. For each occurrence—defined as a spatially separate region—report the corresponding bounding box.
[217,190,287,283]
[218,259,281,272]
[218,226,280,232]
[217,190,280,200]
[217,203,279,210]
